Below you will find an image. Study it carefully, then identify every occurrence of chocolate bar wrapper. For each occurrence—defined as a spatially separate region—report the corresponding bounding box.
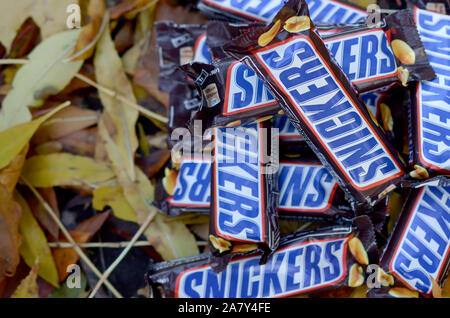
[155,156,211,216]
[146,215,377,298]
[155,22,212,93]
[406,0,450,15]
[209,121,279,273]
[223,0,406,208]
[196,0,368,24]
[274,114,312,154]
[167,80,202,149]
[379,185,450,295]
[277,155,354,221]
[320,10,436,92]
[403,8,450,186]
[179,58,281,129]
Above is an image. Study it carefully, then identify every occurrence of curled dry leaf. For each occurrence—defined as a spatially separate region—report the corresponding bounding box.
[14,192,59,287]
[21,153,115,188]
[0,144,29,194]
[68,0,107,61]
[8,17,41,59]
[110,0,158,20]
[0,185,22,283]
[10,261,39,298]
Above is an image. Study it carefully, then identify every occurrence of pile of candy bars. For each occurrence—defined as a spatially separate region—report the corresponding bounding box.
[146,0,449,298]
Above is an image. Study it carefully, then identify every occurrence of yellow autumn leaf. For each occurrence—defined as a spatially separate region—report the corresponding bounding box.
[94,23,138,181]
[0,102,70,170]
[21,153,115,188]
[99,123,199,260]
[93,185,138,223]
[10,261,40,298]
[0,0,79,51]
[15,192,59,288]
[0,30,83,130]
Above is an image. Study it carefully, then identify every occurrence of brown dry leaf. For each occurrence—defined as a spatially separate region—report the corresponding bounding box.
[0,185,22,284]
[0,144,29,194]
[99,123,199,260]
[136,149,171,179]
[10,261,39,298]
[52,211,110,282]
[114,20,134,54]
[430,275,446,298]
[57,127,97,157]
[25,188,60,240]
[21,153,115,188]
[0,0,79,51]
[94,23,139,182]
[32,106,99,145]
[110,0,158,19]
[68,0,107,61]
[15,192,59,287]
[8,17,41,59]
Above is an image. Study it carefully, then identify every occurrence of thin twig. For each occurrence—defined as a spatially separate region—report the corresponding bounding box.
[20,176,124,298]
[48,240,208,248]
[88,208,157,298]
[0,59,168,124]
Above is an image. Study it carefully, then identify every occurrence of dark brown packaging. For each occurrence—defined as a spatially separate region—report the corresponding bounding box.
[222,0,406,208]
[378,185,450,295]
[402,8,450,187]
[196,0,368,24]
[146,215,377,298]
[179,58,281,129]
[319,10,436,92]
[155,21,212,93]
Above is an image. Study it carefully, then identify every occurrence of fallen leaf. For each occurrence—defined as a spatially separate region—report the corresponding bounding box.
[32,106,99,145]
[0,30,83,130]
[68,0,107,61]
[25,188,60,240]
[49,271,89,298]
[34,141,64,155]
[14,192,59,287]
[21,153,115,188]
[0,0,79,51]
[110,0,158,19]
[0,144,29,194]
[94,23,139,181]
[136,149,170,179]
[52,211,110,282]
[0,102,69,170]
[0,185,22,283]
[100,123,199,260]
[430,275,443,298]
[8,17,41,59]
[93,185,138,223]
[57,127,97,157]
[114,20,135,54]
[10,262,39,298]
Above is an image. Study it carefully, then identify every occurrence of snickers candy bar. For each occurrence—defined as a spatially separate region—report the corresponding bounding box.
[180,57,280,128]
[209,121,279,273]
[278,155,354,221]
[321,10,436,92]
[405,8,450,185]
[155,156,211,216]
[155,22,212,92]
[147,216,377,298]
[379,185,450,295]
[273,114,311,154]
[196,0,368,24]
[223,0,406,208]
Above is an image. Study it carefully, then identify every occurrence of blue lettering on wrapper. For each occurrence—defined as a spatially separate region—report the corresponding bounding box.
[254,36,401,189]
[171,159,211,207]
[176,237,348,297]
[415,9,450,172]
[324,30,397,83]
[390,186,450,294]
[214,123,264,242]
